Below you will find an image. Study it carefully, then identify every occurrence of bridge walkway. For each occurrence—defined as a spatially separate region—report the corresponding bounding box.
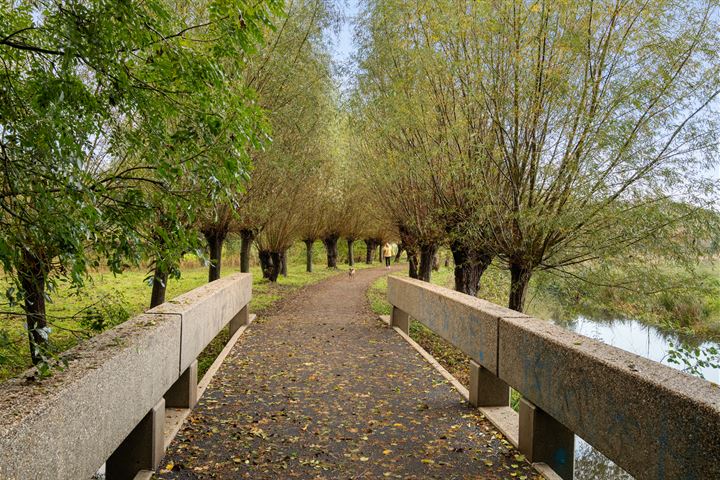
[155,267,539,479]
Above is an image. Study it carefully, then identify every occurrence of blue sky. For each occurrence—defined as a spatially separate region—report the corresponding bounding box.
[328,0,361,92]
[331,0,360,63]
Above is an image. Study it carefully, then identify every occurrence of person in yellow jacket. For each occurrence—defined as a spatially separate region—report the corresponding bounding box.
[382,242,393,269]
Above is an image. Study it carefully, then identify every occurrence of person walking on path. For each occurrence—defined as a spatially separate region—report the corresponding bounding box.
[382,242,393,269]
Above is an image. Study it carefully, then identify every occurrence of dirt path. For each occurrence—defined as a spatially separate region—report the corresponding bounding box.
[155,267,539,479]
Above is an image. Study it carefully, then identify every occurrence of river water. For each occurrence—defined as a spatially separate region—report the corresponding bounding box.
[550,315,720,479]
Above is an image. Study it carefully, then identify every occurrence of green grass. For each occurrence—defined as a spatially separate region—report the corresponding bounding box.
[0,255,374,382]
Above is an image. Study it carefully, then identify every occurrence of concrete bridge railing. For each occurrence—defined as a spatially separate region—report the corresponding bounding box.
[0,273,252,480]
[387,275,720,480]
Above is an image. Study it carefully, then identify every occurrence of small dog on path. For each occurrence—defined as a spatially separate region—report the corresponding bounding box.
[348,267,356,279]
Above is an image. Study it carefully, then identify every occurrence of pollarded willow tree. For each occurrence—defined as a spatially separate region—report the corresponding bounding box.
[255,109,337,282]
[298,183,328,272]
[352,0,720,311]
[0,0,280,366]
[233,0,339,275]
[463,0,720,312]
[354,0,501,292]
[318,181,345,269]
[330,113,376,267]
[351,2,453,282]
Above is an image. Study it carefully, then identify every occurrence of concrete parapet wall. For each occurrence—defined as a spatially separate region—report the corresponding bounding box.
[387,276,526,373]
[386,275,720,480]
[0,314,180,480]
[0,273,252,480]
[149,273,252,371]
[499,315,720,480]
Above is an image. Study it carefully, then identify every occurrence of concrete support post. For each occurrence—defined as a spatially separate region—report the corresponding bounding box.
[165,360,198,409]
[390,306,410,334]
[229,304,249,337]
[519,398,575,480]
[106,398,165,480]
[469,360,509,407]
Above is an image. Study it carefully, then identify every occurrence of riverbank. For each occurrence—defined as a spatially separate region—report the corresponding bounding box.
[532,262,720,341]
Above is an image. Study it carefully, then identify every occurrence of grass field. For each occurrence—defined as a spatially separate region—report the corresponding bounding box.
[0,252,373,382]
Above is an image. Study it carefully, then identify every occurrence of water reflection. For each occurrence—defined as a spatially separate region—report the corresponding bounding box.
[553,315,720,383]
[549,314,720,479]
[574,440,633,480]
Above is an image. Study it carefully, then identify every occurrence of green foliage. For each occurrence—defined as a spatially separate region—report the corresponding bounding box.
[666,343,720,378]
[0,0,283,358]
[351,0,720,311]
[78,296,131,333]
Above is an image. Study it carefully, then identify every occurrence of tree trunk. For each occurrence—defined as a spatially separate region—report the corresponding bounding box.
[268,252,282,282]
[450,242,492,297]
[407,249,419,279]
[240,229,255,273]
[281,250,288,278]
[377,244,382,262]
[418,244,438,282]
[347,238,355,266]
[509,263,533,313]
[259,250,273,279]
[323,235,339,268]
[150,266,169,309]
[304,239,314,272]
[394,244,404,263]
[432,253,440,272]
[204,230,226,282]
[19,252,48,366]
[364,239,375,264]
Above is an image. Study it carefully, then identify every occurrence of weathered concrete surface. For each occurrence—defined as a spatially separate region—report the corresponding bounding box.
[390,305,410,333]
[469,360,509,407]
[107,398,166,480]
[228,304,250,337]
[165,361,198,409]
[0,314,181,480]
[149,273,252,371]
[498,315,720,480]
[0,273,253,480]
[518,398,574,480]
[387,276,526,374]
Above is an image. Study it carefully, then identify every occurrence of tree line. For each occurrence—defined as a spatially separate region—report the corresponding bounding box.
[350,0,720,312]
[1,0,403,371]
[0,0,386,370]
